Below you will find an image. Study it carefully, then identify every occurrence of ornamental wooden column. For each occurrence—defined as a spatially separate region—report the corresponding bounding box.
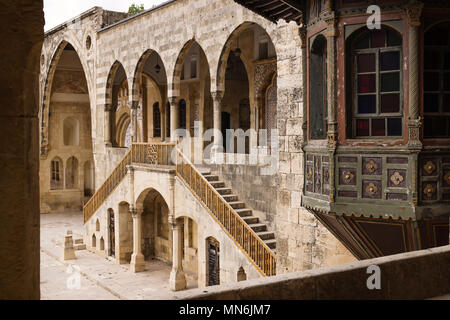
[405,0,424,206]
[130,206,145,272]
[405,0,424,150]
[104,104,112,147]
[170,96,179,142]
[324,10,338,203]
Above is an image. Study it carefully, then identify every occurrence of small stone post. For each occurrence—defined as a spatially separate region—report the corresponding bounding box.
[63,230,76,260]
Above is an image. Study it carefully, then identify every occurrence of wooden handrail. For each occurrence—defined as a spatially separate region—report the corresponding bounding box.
[83,142,176,224]
[175,148,276,276]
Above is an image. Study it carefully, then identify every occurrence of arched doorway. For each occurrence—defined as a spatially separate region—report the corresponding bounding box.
[136,188,172,263]
[39,42,94,214]
[206,237,220,286]
[108,208,115,258]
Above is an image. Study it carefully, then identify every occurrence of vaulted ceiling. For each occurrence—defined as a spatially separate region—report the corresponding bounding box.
[233,0,303,24]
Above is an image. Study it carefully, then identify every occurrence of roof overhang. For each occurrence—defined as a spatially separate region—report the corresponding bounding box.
[233,0,303,24]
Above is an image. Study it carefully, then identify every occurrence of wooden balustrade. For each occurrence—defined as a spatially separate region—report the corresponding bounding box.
[175,148,276,276]
[83,142,176,224]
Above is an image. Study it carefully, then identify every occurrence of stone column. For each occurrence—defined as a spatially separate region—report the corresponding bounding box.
[211,91,223,153]
[170,97,179,142]
[405,0,424,150]
[104,104,112,147]
[131,101,139,143]
[169,222,187,291]
[130,207,145,272]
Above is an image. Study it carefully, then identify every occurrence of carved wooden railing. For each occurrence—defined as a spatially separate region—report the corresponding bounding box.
[175,148,276,276]
[83,142,176,224]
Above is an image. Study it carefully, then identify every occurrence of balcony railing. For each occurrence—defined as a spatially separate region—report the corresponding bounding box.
[83,142,176,223]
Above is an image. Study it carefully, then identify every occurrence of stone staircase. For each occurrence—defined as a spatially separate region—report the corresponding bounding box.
[199,169,276,254]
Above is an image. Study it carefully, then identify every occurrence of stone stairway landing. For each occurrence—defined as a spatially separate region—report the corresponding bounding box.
[200,170,276,253]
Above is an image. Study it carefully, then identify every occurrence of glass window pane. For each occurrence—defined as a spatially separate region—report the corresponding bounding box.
[444,52,450,70]
[355,34,370,49]
[435,116,448,136]
[444,73,450,91]
[387,29,402,47]
[358,95,376,114]
[424,72,440,91]
[356,119,370,136]
[358,54,376,73]
[381,72,400,92]
[387,118,402,136]
[380,93,400,113]
[424,116,433,137]
[358,74,376,93]
[425,50,441,70]
[424,93,440,112]
[380,51,400,71]
[371,29,386,48]
[444,94,450,112]
[372,119,386,136]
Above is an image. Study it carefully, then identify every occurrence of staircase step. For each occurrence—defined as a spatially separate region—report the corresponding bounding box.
[74,238,84,244]
[256,231,275,240]
[228,201,246,209]
[198,169,211,176]
[234,208,253,217]
[216,187,232,195]
[242,216,259,224]
[248,223,267,233]
[264,239,276,249]
[210,181,225,188]
[222,194,239,202]
[203,175,219,182]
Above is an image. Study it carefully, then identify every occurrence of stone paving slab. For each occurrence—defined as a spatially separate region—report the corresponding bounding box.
[40,212,198,300]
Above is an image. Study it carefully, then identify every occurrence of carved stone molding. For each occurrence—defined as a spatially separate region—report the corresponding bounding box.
[407,118,423,150]
[211,91,224,103]
[404,0,424,27]
[254,61,276,98]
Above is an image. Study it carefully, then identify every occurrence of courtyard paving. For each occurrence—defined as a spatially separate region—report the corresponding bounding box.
[40,211,198,300]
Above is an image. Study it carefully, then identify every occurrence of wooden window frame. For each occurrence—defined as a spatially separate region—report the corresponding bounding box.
[351,33,403,138]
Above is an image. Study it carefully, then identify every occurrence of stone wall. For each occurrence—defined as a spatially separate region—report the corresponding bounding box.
[0,0,44,299]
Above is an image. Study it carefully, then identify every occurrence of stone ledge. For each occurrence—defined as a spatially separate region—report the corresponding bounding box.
[171,245,450,300]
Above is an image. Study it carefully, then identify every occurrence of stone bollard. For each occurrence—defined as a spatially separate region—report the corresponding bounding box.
[63,232,76,260]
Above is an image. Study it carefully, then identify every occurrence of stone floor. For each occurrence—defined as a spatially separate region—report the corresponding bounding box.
[40,211,198,300]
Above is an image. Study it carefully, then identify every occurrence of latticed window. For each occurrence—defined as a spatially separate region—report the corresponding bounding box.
[153,102,161,137]
[50,158,63,190]
[424,23,450,138]
[350,27,403,137]
[309,35,328,140]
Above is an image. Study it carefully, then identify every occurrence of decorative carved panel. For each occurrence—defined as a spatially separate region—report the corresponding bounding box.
[362,157,382,175]
[339,168,356,186]
[363,180,382,199]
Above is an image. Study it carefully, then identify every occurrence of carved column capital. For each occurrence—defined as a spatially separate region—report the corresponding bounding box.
[169,96,178,106]
[211,91,223,102]
[404,0,424,27]
[130,207,140,218]
[131,100,140,109]
[407,117,423,150]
